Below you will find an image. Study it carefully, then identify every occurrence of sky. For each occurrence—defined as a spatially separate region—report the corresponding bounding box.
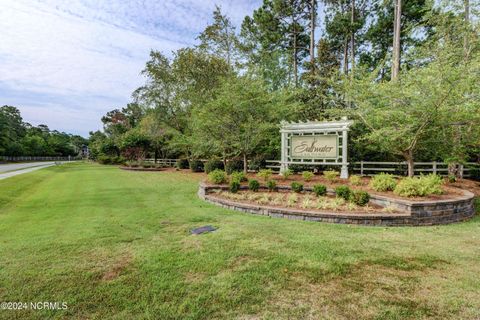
[0,0,262,137]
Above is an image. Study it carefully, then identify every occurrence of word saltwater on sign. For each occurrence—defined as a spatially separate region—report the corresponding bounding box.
[290,135,337,159]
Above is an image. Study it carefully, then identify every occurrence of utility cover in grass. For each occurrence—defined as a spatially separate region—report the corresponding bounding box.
[190,225,217,235]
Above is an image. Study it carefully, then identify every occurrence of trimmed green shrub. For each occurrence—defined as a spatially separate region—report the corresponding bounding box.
[313,184,327,196]
[394,174,443,197]
[229,180,240,193]
[370,173,397,192]
[97,155,112,164]
[291,182,304,193]
[204,159,224,173]
[349,175,362,186]
[248,179,260,192]
[335,185,352,201]
[189,159,204,172]
[176,158,189,169]
[226,159,244,174]
[257,169,273,181]
[323,170,339,182]
[230,171,247,183]
[350,190,370,206]
[280,169,292,180]
[302,171,314,182]
[267,180,277,191]
[207,169,227,184]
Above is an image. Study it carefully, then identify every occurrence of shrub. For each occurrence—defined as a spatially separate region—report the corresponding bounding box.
[226,159,244,174]
[204,159,224,173]
[207,169,227,184]
[291,182,303,193]
[267,180,277,191]
[335,185,352,201]
[469,166,480,181]
[289,164,310,173]
[229,180,240,193]
[257,169,273,181]
[349,175,362,186]
[280,169,292,180]
[302,171,314,182]
[313,184,327,196]
[189,159,204,172]
[230,171,247,183]
[248,179,260,192]
[323,170,339,182]
[248,155,266,171]
[370,173,397,192]
[350,190,370,206]
[394,174,443,197]
[141,162,153,168]
[176,158,189,169]
[447,175,456,183]
[97,155,112,164]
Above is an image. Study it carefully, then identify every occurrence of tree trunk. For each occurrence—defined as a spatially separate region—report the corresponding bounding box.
[243,153,248,174]
[310,0,316,68]
[404,150,414,177]
[293,28,298,87]
[391,0,402,80]
[343,39,349,74]
[350,0,355,76]
[464,0,470,60]
[154,150,158,164]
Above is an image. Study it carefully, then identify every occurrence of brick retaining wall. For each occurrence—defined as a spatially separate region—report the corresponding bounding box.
[198,183,476,226]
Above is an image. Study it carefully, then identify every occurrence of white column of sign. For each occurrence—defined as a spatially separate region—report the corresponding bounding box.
[340,128,349,179]
[280,131,287,174]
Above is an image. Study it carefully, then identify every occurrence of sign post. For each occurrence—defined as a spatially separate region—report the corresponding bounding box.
[280,118,353,179]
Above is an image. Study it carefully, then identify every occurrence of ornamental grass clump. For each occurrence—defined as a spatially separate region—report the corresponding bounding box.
[349,175,362,186]
[257,169,273,182]
[323,170,339,182]
[312,184,327,196]
[394,174,443,197]
[248,179,260,192]
[207,169,227,184]
[302,171,314,182]
[291,182,303,193]
[370,173,397,192]
[335,185,352,201]
[267,180,277,191]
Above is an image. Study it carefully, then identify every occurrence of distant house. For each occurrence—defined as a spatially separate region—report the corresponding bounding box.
[80,145,89,158]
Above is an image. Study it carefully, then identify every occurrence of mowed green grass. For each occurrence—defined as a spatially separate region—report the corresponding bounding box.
[0,163,479,320]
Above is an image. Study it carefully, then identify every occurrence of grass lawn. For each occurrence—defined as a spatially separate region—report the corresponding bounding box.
[0,162,479,319]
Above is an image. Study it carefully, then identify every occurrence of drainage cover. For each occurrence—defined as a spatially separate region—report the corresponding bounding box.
[190,225,217,235]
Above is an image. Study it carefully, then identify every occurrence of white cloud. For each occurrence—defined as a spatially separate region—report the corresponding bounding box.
[0,0,260,136]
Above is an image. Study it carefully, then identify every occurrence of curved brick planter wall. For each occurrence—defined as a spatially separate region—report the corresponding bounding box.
[198,183,476,226]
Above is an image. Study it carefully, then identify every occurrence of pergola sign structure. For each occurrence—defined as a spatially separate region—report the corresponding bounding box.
[280,117,353,179]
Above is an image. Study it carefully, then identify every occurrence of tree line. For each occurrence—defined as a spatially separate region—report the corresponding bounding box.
[89,0,480,176]
[0,105,88,157]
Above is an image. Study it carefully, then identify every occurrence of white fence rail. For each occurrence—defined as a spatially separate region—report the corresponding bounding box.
[0,156,81,162]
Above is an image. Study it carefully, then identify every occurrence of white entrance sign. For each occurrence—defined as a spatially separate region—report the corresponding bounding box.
[280,118,353,179]
[291,135,337,159]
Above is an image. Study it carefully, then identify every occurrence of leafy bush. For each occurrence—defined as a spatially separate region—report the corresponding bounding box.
[176,158,189,169]
[302,171,314,182]
[230,171,247,183]
[141,162,153,168]
[229,180,240,193]
[291,182,304,193]
[313,184,327,196]
[257,169,273,181]
[189,159,204,172]
[248,179,260,192]
[394,174,443,197]
[289,164,310,173]
[335,185,352,201]
[97,155,125,165]
[369,173,397,192]
[350,190,370,206]
[469,166,480,181]
[226,159,244,174]
[207,169,227,184]
[349,175,362,186]
[280,169,292,180]
[267,180,277,191]
[323,170,339,182]
[204,159,224,173]
[248,155,266,171]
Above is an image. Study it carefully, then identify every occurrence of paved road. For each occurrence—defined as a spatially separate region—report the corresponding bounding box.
[0,161,56,173]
